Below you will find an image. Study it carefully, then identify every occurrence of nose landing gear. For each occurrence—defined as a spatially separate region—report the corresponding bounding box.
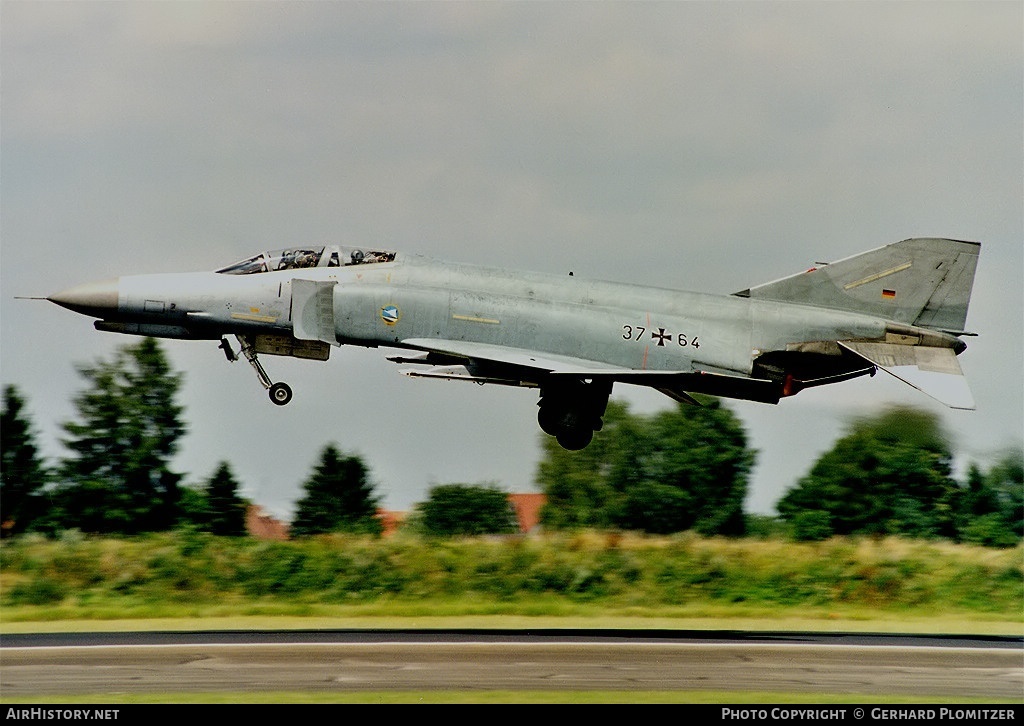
[221,335,293,406]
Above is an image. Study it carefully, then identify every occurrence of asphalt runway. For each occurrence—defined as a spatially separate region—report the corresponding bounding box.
[1,630,1021,700]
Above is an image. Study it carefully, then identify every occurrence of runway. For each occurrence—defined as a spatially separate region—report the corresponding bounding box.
[2,630,1021,700]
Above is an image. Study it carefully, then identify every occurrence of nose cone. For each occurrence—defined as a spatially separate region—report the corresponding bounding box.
[48,279,119,318]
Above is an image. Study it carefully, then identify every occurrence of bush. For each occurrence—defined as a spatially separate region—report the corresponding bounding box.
[418,484,518,536]
[7,577,65,605]
[791,510,833,542]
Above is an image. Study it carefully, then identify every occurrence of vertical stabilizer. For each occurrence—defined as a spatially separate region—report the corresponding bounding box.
[735,238,980,333]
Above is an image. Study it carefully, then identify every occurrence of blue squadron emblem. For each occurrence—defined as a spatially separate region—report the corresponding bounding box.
[380,305,401,326]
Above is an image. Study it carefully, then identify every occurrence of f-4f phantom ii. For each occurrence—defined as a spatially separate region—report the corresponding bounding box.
[48,237,979,450]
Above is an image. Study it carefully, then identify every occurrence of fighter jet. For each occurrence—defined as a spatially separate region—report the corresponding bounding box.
[47,237,979,450]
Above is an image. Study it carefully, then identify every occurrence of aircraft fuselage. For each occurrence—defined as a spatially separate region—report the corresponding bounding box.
[93,256,896,375]
[47,238,978,449]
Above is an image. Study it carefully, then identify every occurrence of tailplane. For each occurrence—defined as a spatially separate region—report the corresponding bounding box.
[838,341,975,410]
[735,238,980,334]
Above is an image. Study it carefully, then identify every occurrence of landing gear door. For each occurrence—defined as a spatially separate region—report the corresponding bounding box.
[292,278,338,345]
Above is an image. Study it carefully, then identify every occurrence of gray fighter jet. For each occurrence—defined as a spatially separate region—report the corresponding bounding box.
[48,237,979,449]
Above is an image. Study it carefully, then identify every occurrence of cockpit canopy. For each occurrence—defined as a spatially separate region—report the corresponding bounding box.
[216,246,396,275]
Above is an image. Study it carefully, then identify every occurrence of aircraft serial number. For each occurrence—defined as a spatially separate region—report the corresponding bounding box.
[622,325,700,348]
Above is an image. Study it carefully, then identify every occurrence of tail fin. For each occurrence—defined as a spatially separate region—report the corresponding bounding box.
[735,238,980,333]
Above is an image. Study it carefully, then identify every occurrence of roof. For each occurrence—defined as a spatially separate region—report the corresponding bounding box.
[508,493,546,533]
[245,505,290,541]
[244,495,546,540]
[377,509,407,537]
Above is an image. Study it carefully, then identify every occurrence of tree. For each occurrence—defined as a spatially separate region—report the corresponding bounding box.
[536,401,641,529]
[50,338,186,534]
[777,406,959,540]
[0,386,49,536]
[986,450,1024,540]
[417,483,519,536]
[204,462,248,536]
[955,450,1023,547]
[622,400,752,535]
[538,399,754,535]
[177,484,210,528]
[290,445,382,536]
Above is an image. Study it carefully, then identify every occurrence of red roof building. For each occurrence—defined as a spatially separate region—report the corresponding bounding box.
[245,505,290,541]
[377,509,407,537]
[246,494,546,540]
[508,493,546,534]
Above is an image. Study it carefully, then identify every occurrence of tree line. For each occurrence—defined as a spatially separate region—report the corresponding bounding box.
[2,339,1021,545]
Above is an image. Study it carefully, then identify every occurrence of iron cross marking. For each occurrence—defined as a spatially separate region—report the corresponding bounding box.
[651,328,671,347]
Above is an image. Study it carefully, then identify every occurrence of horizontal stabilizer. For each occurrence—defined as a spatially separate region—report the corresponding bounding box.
[838,341,975,410]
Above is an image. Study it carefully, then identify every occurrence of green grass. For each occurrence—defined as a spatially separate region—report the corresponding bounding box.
[2,531,1020,704]
[1,531,1021,637]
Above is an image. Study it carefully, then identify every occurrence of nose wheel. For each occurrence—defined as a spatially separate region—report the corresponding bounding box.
[269,381,293,406]
[222,336,294,406]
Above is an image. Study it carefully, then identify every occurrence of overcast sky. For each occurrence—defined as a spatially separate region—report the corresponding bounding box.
[2,1,1021,521]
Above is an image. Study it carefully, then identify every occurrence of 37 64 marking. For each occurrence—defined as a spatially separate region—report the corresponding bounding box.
[622,324,700,348]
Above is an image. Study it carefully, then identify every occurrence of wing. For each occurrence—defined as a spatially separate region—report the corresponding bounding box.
[399,338,657,375]
[393,338,782,405]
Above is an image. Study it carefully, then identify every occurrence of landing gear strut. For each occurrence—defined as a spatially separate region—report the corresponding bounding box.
[221,335,293,406]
